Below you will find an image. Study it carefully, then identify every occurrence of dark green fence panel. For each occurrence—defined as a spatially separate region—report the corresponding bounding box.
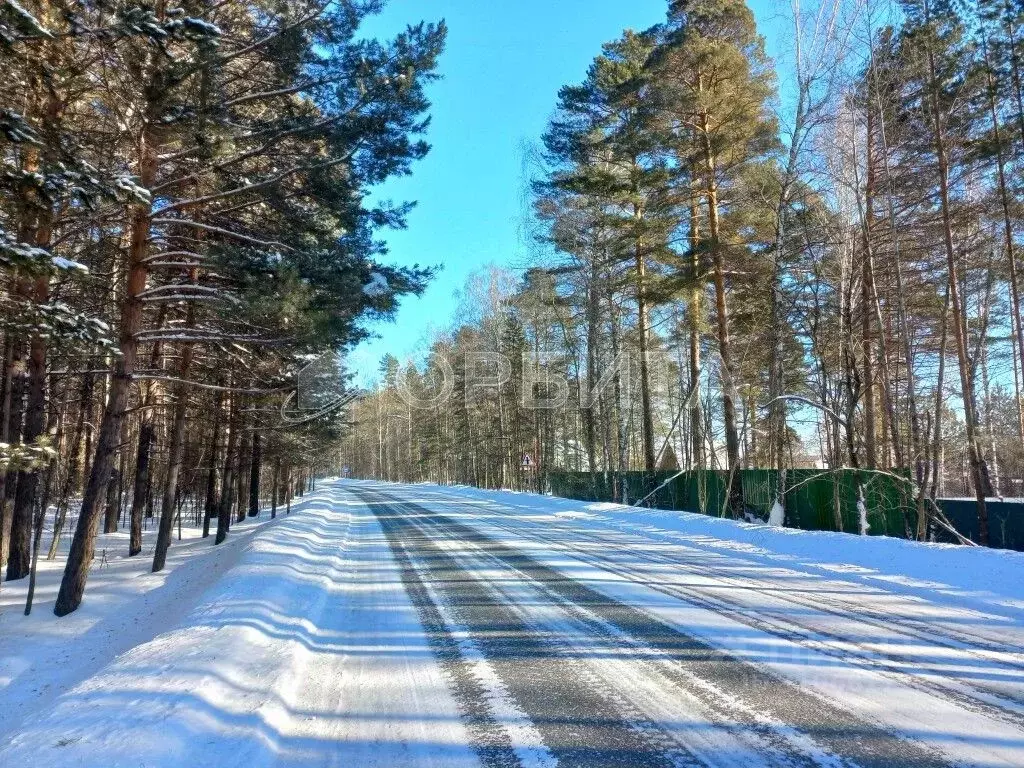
[547,469,1022,551]
[938,499,1024,550]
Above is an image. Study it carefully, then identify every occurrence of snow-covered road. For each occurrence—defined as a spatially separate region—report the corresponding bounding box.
[2,479,1023,767]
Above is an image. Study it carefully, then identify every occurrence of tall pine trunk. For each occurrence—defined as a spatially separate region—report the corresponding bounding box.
[235,428,250,525]
[215,393,239,545]
[983,43,1024,448]
[861,107,877,470]
[701,114,743,518]
[688,180,704,471]
[55,117,157,615]
[152,336,194,572]
[202,388,224,538]
[0,336,12,570]
[129,418,154,557]
[7,276,48,580]
[48,369,90,560]
[8,82,57,579]
[271,458,280,519]
[128,309,166,556]
[248,431,262,517]
[583,275,599,487]
[924,31,993,544]
[633,201,657,475]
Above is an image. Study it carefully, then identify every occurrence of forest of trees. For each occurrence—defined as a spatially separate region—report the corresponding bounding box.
[3,0,1022,624]
[0,0,444,615]
[343,0,1024,546]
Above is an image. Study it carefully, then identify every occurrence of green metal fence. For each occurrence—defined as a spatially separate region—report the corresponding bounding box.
[938,499,1024,551]
[547,469,1024,551]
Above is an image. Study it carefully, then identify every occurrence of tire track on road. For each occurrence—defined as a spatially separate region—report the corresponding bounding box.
[450,501,1024,728]
[357,486,953,768]
[476,494,1024,661]
[365,491,685,767]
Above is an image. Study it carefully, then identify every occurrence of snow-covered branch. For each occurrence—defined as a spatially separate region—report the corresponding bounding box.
[150,219,294,251]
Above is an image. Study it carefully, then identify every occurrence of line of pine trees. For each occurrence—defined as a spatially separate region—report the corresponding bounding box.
[344,0,1024,547]
[0,0,444,614]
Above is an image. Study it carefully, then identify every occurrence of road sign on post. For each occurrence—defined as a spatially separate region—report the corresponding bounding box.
[521,454,536,471]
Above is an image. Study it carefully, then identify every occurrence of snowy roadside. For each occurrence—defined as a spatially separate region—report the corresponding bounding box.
[366,480,1024,622]
[0,500,288,747]
[0,484,474,768]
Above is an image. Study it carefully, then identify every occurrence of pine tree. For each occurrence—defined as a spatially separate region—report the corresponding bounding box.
[45,1,445,614]
[544,29,686,476]
[649,0,779,516]
[896,0,994,542]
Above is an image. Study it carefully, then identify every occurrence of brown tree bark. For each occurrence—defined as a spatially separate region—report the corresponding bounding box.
[128,309,166,557]
[634,201,657,475]
[7,276,48,580]
[8,79,57,579]
[128,418,154,556]
[285,467,292,514]
[248,431,262,517]
[983,43,1024,447]
[215,393,239,545]
[235,429,251,525]
[54,115,158,615]
[202,388,224,538]
[48,369,91,560]
[688,190,704,470]
[102,462,119,534]
[861,107,877,470]
[0,336,12,570]
[924,27,993,545]
[152,349,192,572]
[271,458,280,519]
[701,112,743,518]
[3,343,27,577]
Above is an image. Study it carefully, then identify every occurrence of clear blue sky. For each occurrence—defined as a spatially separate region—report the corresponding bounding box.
[351,0,784,380]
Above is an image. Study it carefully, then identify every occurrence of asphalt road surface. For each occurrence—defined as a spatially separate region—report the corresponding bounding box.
[349,482,1024,768]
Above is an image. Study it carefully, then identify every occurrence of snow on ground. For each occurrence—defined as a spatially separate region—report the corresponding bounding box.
[1,507,275,744]
[3,479,1023,766]
[0,486,474,767]
[404,481,1024,621]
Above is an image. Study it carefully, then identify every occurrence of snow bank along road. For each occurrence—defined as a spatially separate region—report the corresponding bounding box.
[2,480,1024,767]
